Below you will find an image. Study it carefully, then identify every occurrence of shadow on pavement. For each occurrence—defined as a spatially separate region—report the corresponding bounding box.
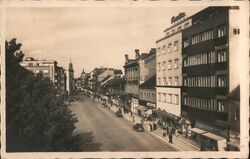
[71,131,102,151]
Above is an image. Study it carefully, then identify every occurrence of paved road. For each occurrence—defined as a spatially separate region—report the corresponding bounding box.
[70,96,175,151]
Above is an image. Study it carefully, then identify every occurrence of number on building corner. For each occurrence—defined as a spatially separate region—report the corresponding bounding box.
[233,28,240,35]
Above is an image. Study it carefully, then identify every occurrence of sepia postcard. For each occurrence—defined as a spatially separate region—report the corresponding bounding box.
[0,0,249,158]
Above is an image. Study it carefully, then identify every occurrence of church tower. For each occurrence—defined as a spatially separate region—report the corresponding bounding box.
[66,59,74,96]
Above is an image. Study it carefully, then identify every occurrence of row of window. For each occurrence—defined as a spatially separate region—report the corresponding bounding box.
[165,22,190,36]
[183,24,227,48]
[125,68,138,80]
[157,41,179,56]
[140,91,156,102]
[183,75,227,87]
[157,59,179,71]
[158,76,179,86]
[183,96,227,112]
[183,50,226,67]
[158,93,179,105]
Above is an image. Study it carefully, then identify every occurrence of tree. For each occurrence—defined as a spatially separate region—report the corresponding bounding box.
[6,38,79,151]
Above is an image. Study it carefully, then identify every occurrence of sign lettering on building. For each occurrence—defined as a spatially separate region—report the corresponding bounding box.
[171,12,186,24]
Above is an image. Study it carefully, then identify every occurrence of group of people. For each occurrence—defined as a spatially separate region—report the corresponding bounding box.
[161,122,176,144]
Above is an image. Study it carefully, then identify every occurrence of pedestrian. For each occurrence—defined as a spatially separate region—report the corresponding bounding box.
[132,115,135,122]
[169,133,173,144]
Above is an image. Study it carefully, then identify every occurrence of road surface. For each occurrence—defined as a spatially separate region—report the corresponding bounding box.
[70,96,175,151]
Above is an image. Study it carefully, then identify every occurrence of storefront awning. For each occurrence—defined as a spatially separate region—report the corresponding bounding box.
[155,110,180,120]
[202,132,226,141]
[190,127,207,134]
[135,105,147,111]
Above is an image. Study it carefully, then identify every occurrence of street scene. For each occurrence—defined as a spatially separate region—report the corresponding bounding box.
[4,4,245,157]
[70,95,175,151]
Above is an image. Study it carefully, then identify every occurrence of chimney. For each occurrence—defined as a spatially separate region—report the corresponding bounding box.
[150,48,156,54]
[135,49,140,59]
[125,54,129,63]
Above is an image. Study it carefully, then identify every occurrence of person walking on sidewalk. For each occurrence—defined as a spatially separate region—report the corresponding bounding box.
[169,133,173,144]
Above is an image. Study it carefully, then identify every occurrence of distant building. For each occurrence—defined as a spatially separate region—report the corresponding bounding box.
[66,60,74,96]
[20,57,57,82]
[139,75,156,116]
[55,66,67,95]
[20,57,66,95]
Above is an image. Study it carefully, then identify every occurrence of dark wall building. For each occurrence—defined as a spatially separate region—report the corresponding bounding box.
[181,7,240,151]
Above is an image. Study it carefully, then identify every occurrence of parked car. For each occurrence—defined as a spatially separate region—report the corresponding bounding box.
[133,123,144,132]
[115,110,123,117]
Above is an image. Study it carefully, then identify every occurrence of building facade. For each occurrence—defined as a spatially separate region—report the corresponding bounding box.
[139,75,156,115]
[20,57,67,95]
[20,57,57,82]
[181,7,240,150]
[124,50,141,113]
[156,13,192,127]
[66,61,74,96]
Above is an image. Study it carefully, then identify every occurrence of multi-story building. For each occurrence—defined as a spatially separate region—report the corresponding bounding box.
[55,66,67,95]
[66,60,74,96]
[139,75,156,116]
[181,7,240,150]
[20,57,57,82]
[20,57,67,95]
[156,12,192,130]
[139,48,156,84]
[138,48,156,115]
[124,49,149,113]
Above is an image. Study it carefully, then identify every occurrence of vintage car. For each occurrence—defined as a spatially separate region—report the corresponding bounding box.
[133,123,144,132]
[115,110,123,117]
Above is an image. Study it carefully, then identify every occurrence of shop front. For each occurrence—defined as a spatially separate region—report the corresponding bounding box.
[155,109,181,131]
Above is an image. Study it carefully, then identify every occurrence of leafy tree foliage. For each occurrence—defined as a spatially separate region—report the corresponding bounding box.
[6,38,79,151]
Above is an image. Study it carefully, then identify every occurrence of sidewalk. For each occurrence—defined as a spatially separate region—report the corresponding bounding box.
[109,105,200,151]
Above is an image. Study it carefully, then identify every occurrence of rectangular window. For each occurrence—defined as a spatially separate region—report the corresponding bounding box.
[157,62,161,71]
[162,45,166,54]
[157,47,161,56]
[28,63,33,66]
[218,24,227,38]
[163,93,166,102]
[169,94,172,103]
[217,75,227,87]
[174,76,179,86]
[173,41,179,51]
[36,63,39,66]
[174,59,179,69]
[163,77,167,86]
[177,26,182,31]
[217,50,227,63]
[183,38,189,48]
[217,100,227,112]
[162,61,166,71]
[158,78,161,85]
[167,43,172,53]
[168,77,172,86]
[174,94,179,104]
[158,93,161,101]
[168,60,172,70]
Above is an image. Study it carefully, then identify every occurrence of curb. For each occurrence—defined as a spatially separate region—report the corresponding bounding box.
[144,130,180,151]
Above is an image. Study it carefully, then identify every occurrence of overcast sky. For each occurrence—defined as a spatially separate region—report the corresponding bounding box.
[6,6,205,77]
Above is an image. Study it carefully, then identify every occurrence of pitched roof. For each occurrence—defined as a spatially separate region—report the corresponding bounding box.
[139,75,156,89]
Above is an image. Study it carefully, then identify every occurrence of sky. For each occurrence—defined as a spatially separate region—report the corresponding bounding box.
[6,6,206,77]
